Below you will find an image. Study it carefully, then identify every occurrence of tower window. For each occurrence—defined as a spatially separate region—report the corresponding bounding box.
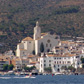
[47,39,50,43]
[50,44,51,47]
[46,44,48,47]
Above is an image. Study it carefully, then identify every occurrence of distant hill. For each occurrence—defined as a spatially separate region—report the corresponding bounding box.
[0,0,84,53]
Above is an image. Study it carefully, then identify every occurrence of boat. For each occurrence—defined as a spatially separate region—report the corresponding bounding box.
[54,72,64,75]
[25,75,36,78]
[24,73,36,78]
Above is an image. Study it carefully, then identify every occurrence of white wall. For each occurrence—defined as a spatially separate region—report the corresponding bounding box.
[35,34,59,55]
[39,55,81,73]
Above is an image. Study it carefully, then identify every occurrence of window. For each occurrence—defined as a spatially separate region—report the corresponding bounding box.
[67,61,70,63]
[76,56,79,58]
[49,60,51,62]
[63,61,64,64]
[49,64,51,67]
[44,60,46,62]
[29,41,31,43]
[59,58,61,59]
[47,39,50,43]
[54,65,56,68]
[50,44,52,47]
[78,63,79,65]
[44,64,46,66]
[46,44,48,47]
[41,64,42,67]
[56,50,59,52]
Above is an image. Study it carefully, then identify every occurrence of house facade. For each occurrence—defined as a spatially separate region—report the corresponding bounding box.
[39,54,82,73]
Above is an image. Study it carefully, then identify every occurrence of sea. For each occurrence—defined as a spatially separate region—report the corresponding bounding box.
[0,75,84,84]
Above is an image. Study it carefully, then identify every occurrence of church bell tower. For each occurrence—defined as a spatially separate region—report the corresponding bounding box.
[34,21,41,40]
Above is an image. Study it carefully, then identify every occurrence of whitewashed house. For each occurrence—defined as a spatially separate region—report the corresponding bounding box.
[39,54,82,73]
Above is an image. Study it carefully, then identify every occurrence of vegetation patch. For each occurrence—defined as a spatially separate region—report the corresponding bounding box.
[52,6,80,15]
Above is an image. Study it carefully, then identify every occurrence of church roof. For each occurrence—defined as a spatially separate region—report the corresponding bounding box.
[22,37,33,41]
[36,33,48,40]
[41,33,48,36]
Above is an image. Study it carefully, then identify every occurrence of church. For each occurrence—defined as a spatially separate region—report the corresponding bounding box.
[16,21,60,57]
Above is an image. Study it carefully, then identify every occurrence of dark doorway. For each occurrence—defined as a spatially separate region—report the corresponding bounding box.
[57,68,60,72]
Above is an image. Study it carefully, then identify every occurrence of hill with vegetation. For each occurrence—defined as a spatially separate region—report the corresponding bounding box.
[0,0,84,53]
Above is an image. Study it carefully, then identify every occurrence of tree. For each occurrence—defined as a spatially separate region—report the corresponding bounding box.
[3,64,8,71]
[30,66,36,70]
[81,57,84,63]
[24,66,36,72]
[67,66,76,72]
[81,57,84,68]
[44,67,52,73]
[40,42,44,52]
[8,64,14,70]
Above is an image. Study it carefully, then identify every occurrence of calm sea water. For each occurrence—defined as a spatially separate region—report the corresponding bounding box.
[0,75,84,84]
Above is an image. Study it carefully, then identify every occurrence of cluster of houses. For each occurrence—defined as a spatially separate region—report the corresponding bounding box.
[0,22,84,74]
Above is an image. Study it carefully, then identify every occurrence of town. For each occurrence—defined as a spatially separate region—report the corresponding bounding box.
[0,21,84,75]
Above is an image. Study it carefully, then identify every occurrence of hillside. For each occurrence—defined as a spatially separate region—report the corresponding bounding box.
[0,0,84,53]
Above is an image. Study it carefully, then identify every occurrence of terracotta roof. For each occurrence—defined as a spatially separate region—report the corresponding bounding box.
[28,55,35,58]
[14,58,21,61]
[22,37,33,41]
[22,59,29,61]
[36,33,48,40]
[18,43,23,45]
[41,33,48,36]
[61,41,75,44]
[47,54,61,57]
[30,62,36,64]
[36,38,43,40]
[47,54,76,57]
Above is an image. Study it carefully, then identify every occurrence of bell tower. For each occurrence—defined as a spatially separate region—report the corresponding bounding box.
[34,21,41,40]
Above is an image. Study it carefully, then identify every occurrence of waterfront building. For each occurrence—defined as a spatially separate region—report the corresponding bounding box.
[39,53,82,73]
[0,57,10,71]
[12,57,30,70]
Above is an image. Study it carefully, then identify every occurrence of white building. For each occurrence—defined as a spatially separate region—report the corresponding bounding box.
[0,59,9,71]
[16,21,59,57]
[39,54,82,73]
